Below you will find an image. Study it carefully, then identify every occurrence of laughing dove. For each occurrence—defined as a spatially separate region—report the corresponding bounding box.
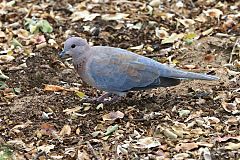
[60,37,219,102]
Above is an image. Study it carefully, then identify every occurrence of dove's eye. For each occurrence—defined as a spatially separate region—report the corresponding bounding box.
[71,44,76,48]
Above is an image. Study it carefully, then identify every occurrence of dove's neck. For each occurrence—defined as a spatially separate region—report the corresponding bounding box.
[72,52,89,80]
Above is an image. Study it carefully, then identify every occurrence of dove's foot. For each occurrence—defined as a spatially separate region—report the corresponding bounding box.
[82,92,121,104]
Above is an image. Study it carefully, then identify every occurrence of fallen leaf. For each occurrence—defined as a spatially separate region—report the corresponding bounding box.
[163,128,178,139]
[129,44,144,50]
[225,142,240,150]
[40,123,56,136]
[75,91,85,99]
[221,101,237,113]
[155,27,169,39]
[176,143,199,152]
[24,18,53,33]
[37,144,55,153]
[35,35,46,44]
[104,124,118,136]
[176,18,196,28]
[203,8,223,19]
[7,139,26,149]
[0,70,9,80]
[133,137,161,149]
[102,111,124,121]
[178,109,191,117]
[63,106,82,115]
[0,55,15,64]
[199,147,212,160]
[202,28,214,36]
[71,10,100,22]
[161,33,184,44]
[101,13,129,21]
[12,38,23,48]
[173,153,190,159]
[44,85,64,92]
[0,146,13,160]
[0,30,6,37]
[96,103,104,110]
[117,145,128,155]
[59,125,71,137]
[215,136,240,142]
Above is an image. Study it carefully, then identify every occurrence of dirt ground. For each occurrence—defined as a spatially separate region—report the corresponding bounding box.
[0,0,240,159]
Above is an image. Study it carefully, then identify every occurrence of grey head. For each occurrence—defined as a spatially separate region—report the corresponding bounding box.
[59,37,90,58]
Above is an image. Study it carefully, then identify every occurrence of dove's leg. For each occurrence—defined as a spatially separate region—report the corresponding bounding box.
[82,92,124,104]
[97,92,113,102]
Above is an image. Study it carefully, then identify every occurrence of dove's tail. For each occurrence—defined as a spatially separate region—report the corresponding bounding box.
[160,67,219,81]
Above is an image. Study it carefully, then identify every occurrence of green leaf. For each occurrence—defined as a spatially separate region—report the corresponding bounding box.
[13,88,21,94]
[29,25,38,33]
[24,18,53,34]
[6,0,15,7]
[183,33,197,41]
[0,146,13,160]
[12,38,23,48]
[178,109,191,117]
[96,103,104,110]
[75,91,85,99]
[104,124,118,136]
[0,70,9,80]
[0,81,8,90]
[38,20,53,33]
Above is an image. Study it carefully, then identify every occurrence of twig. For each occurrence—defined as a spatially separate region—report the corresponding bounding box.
[86,141,101,160]
[229,38,240,63]
[33,150,46,160]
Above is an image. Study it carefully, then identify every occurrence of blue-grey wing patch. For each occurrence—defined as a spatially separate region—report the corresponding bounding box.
[88,47,162,92]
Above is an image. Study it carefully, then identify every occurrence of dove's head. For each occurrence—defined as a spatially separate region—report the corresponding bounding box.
[60,37,90,58]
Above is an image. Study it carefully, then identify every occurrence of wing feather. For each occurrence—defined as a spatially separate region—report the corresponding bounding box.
[87,46,161,92]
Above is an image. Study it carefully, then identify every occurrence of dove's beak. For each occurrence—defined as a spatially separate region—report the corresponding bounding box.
[59,50,65,58]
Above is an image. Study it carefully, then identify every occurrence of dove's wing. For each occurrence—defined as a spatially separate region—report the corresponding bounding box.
[86,46,180,92]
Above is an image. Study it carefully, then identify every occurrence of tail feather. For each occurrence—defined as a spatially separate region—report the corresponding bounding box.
[161,68,219,81]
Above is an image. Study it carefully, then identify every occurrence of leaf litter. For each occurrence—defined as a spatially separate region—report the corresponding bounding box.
[0,0,239,159]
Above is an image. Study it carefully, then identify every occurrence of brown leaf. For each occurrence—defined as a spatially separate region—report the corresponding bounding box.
[44,85,64,92]
[221,101,237,113]
[176,143,199,152]
[59,125,71,137]
[40,123,56,136]
[225,142,240,150]
[102,111,124,121]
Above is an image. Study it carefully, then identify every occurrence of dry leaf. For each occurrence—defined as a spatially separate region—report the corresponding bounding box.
[129,44,144,50]
[176,143,199,152]
[149,0,161,7]
[161,33,184,44]
[173,153,190,159]
[40,123,56,136]
[199,147,212,160]
[37,144,55,153]
[225,142,240,150]
[221,101,237,113]
[101,13,129,21]
[102,111,124,121]
[59,125,71,137]
[63,106,82,115]
[163,129,178,139]
[155,28,169,39]
[71,10,100,22]
[0,55,15,64]
[44,85,64,92]
[176,18,196,28]
[203,8,223,19]
[133,137,161,149]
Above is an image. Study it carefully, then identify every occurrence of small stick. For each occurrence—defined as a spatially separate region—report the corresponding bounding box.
[86,141,101,160]
[229,38,240,63]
